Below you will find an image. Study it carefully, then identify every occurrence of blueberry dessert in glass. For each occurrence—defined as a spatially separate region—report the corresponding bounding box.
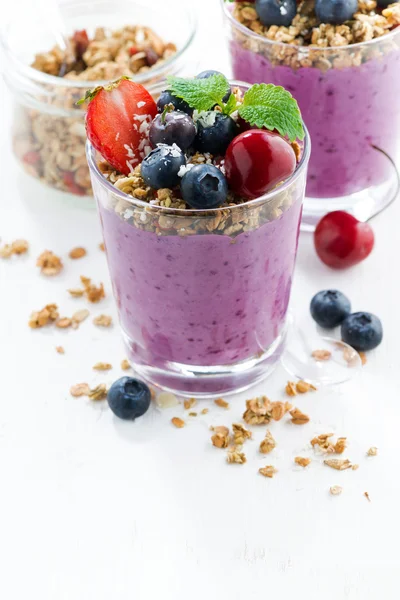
[222,0,400,226]
[85,73,310,395]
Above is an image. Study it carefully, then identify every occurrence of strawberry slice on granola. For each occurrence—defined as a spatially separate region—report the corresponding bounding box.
[84,78,157,176]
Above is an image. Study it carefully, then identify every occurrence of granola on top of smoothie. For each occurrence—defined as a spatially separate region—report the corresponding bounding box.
[84,73,305,236]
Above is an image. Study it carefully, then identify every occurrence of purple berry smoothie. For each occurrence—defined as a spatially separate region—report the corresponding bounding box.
[98,194,303,371]
[229,38,400,198]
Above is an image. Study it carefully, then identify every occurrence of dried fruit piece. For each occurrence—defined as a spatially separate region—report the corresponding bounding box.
[184,398,197,410]
[88,383,108,401]
[311,349,332,361]
[259,430,276,454]
[214,398,229,409]
[70,383,90,397]
[324,458,352,471]
[36,250,63,275]
[93,362,112,371]
[285,381,297,396]
[171,417,185,428]
[69,247,86,259]
[211,426,230,448]
[232,423,252,445]
[330,485,343,496]
[120,359,131,370]
[226,446,246,464]
[290,407,310,425]
[29,304,59,328]
[94,314,113,327]
[367,447,378,457]
[259,465,277,478]
[295,456,311,467]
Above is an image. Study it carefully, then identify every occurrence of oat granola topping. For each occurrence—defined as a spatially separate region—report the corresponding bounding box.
[260,430,276,454]
[69,247,87,259]
[295,456,311,467]
[171,417,185,428]
[311,433,335,452]
[55,317,72,329]
[227,446,247,464]
[285,381,297,396]
[120,359,131,370]
[259,465,277,478]
[93,362,112,371]
[296,380,317,393]
[184,398,197,410]
[55,346,65,354]
[88,383,108,401]
[70,383,90,397]
[330,485,343,495]
[367,446,378,456]
[211,426,231,448]
[0,239,29,258]
[80,276,105,303]
[94,314,113,327]
[243,396,272,425]
[36,250,63,276]
[71,308,90,328]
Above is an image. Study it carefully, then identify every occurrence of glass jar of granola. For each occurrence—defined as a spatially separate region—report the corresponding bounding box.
[87,80,311,396]
[1,0,196,202]
[221,0,400,229]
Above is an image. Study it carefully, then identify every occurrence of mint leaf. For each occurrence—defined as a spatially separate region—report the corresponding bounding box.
[238,84,304,142]
[166,74,231,112]
[222,92,238,115]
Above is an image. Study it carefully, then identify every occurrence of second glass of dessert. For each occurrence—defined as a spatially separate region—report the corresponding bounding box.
[1,0,196,202]
[222,0,400,228]
[86,72,310,396]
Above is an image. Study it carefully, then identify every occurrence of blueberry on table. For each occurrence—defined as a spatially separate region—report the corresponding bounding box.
[194,112,238,156]
[315,0,358,24]
[181,164,228,209]
[255,0,297,27]
[341,312,383,352]
[310,290,351,328]
[141,144,186,189]
[196,70,231,103]
[157,90,193,116]
[149,111,196,151]
[107,377,151,420]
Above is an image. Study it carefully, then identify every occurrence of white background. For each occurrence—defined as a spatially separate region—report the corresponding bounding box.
[1,1,400,598]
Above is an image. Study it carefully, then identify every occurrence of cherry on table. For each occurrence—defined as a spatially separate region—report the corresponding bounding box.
[314,211,375,269]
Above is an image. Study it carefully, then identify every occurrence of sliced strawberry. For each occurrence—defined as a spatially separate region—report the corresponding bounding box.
[85,78,157,176]
[63,171,86,196]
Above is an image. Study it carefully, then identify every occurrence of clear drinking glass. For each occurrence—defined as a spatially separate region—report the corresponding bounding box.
[1,0,196,203]
[221,0,400,230]
[87,81,311,396]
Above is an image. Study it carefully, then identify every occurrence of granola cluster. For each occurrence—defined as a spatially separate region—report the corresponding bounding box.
[14,26,177,197]
[231,1,400,69]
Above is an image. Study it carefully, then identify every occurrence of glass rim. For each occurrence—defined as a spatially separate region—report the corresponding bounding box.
[86,78,311,217]
[221,0,400,53]
[0,0,197,90]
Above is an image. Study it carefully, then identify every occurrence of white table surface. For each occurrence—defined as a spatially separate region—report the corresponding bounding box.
[1,1,399,598]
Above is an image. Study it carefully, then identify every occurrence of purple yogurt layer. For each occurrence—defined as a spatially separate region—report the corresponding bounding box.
[230,41,400,198]
[98,196,302,368]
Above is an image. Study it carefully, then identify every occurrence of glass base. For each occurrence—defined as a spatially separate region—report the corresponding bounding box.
[124,327,287,398]
[302,171,399,232]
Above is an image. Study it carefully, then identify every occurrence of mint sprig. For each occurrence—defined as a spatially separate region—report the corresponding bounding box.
[166,74,231,112]
[238,84,304,142]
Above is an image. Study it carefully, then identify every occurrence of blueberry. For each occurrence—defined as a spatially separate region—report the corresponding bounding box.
[194,112,238,156]
[157,90,193,116]
[196,70,231,103]
[315,0,358,24]
[107,377,151,420]
[181,164,228,209]
[310,290,351,328]
[149,111,196,151]
[255,0,297,27]
[141,144,186,189]
[341,312,383,352]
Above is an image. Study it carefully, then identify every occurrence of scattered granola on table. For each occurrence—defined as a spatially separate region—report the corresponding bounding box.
[55,346,65,354]
[120,359,131,370]
[290,407,310,425]
[227,446,247,464]
[367,446,378,456]
[330,485,343,496]
[0,239,29,258]
[311,350,332,362]
[232,423,252,445]
[214,398,229,409]
[69,247,86,259]
[259,465,277,478]
[295,456,311,467]
[184,398,197,410]
[324,458,353,471]
[94,314,113,327]
[29,303,59,328]
[70,383,90,397]
[88,383,108,401]
[259,430,276,454]
[211,426,231,448]
[296,380,317,393]
[36,250,63,276]
[93,362,112,371]
[79,276,105,303]
[171,417,185,428]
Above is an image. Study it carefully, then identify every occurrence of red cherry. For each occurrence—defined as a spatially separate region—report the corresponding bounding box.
[314,211,375,269]
[224,130,296,199]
